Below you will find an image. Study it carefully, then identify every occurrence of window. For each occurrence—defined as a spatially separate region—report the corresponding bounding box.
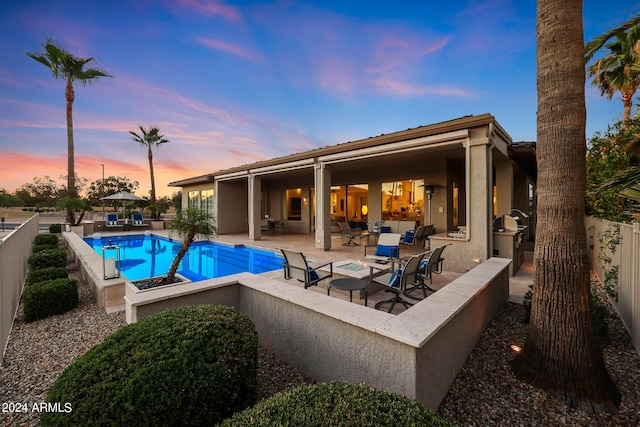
[382,179,424,221]
[201,189,214,215]
[188,191,200,209]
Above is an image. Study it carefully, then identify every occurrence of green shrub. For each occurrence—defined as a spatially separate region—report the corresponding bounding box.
[32,244,59,253]
[221,381,452,427]
[34,234,59,246]
[27,267,68,286]
[49,223,62,233]
[41,305,259,427]
[22,278,78,322]
[27,248,67,271]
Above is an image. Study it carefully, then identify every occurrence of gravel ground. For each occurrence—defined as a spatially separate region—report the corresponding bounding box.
[1,256,638,426]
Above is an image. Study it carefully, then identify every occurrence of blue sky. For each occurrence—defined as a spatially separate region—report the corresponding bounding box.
[1,1,638,198]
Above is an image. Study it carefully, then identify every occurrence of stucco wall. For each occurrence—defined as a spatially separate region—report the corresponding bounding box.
[125,257,511,409]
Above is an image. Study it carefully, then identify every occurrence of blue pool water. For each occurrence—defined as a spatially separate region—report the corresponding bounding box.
[83,234,283,282]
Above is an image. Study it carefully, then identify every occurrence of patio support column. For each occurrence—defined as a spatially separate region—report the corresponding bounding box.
[314,162,332,250]
[465,136,492,269]
[248,174,261,240]
[495,162,514,218]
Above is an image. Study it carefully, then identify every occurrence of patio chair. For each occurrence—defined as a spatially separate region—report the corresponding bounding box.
[364,233,401,263]
[400,224,434,253]
[106,213,120,229]
[280,249,333,289]
[371,251,428,313]
[132,213,147,227]
[338,221,360,246]
[405,244,451,300]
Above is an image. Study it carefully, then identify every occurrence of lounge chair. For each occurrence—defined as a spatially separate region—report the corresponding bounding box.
[280,249,333,289]
[338,221,360,246]
[106,213,120,229]
[400,224,434,253]
[405,244,451,300]
[371,251,428,313]
[364,233,402,263]
[132,213,147,227]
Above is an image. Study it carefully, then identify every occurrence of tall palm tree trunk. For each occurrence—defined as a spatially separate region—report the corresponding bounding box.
[512,0,620,412]
[65,80,76,224]
[148,146,156,205]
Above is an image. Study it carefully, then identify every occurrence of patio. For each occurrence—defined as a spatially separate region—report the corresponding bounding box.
[70,226,531,314]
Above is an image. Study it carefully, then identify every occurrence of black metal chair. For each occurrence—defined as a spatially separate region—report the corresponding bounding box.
[371,251,428,313]
[400,224,434,252]
[405,244,450,300]
[280,249,333,289]
[338,221,360,246]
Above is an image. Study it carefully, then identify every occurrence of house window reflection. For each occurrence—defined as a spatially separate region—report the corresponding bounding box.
[382,179,424,222]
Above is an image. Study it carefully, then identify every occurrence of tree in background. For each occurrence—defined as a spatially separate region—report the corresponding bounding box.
[171,191,182,210]
[512,0,620,412]
[26,38,111,223]
[130,126,169,220]
[85,176,139,205]
[19,176,59,208]
[586,118,639,222]
[586,13,640,121]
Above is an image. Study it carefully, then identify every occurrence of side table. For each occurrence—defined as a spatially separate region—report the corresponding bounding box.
[328,277,368,306]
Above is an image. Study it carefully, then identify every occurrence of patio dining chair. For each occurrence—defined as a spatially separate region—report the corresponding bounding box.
[400,224,434,253]
[364,233,401,263]
[405,244,451,300]
[371,251,428,313]
[280,248,333,289]
[338,221,360,246]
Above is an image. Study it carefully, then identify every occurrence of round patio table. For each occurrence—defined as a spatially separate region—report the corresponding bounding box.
[328,277,368,306]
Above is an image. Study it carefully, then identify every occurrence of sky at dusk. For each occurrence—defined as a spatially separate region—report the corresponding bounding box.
[1,1,639,198]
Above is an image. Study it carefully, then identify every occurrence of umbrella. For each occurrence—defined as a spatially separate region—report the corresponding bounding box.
[100,192,147,214]
[100,191,147,202]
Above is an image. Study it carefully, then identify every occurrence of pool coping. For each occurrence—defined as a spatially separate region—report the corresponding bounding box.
[66,231,284,310]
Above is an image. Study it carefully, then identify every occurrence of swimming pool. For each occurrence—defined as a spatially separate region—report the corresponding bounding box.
[83,234,284,282]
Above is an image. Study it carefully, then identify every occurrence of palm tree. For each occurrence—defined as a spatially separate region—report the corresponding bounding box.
[166,207,216,284]
[511,0,620,412]
[130,126,169,220]
[586,29,640,121]
[585,13,640,61]
[26,38,111,224]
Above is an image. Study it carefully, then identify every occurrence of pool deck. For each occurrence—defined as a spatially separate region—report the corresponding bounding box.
[84,228,531,314]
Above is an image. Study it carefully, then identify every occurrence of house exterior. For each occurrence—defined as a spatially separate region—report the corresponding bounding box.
[169,113,536,274]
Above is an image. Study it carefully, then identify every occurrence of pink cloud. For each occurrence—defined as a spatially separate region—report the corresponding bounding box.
[196,38,263,63]
[371,78,475,97]
[176,0,242,22]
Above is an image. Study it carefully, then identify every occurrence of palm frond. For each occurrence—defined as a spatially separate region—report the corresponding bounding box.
[585,13,640,61]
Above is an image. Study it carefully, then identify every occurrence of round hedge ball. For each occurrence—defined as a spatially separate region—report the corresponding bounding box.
[41,305,259,426]
[220,381,453,427]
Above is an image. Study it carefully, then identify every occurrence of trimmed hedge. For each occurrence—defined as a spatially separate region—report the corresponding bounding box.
[34,234,59,246]
[27,267,68,285]
[22,278,78,322]
[49,223,62,233]
[32,244,59,253]
[220,381,453,427]
[41,305,259,427]
[27,248,67,271]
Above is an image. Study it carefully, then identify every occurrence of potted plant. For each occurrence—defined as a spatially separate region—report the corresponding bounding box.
[56,197,93,235]
[149,202,168,229]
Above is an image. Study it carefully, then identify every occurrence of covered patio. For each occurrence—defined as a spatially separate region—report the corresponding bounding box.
[171,114,536,276]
